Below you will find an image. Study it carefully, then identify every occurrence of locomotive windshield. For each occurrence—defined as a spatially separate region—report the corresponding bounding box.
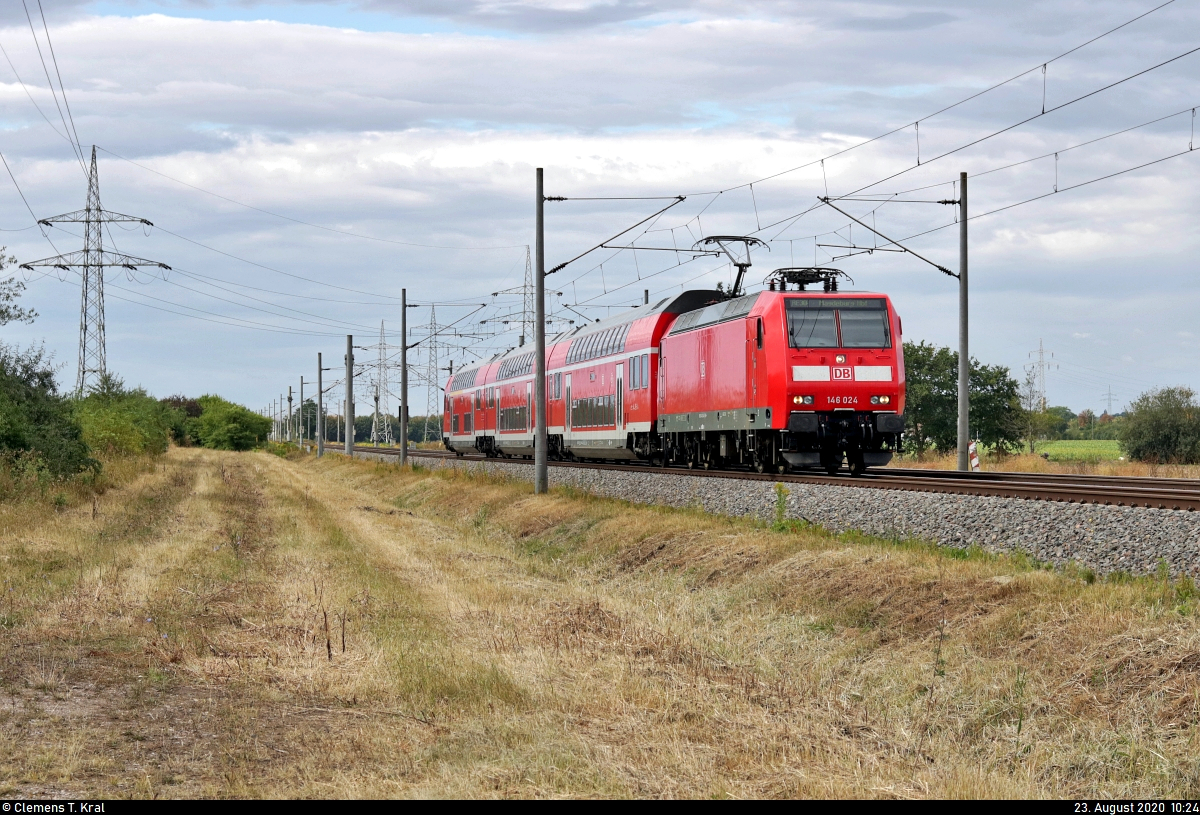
[786,298,891,349]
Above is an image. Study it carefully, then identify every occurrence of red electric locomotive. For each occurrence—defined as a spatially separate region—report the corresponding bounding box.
[444,268,905,474]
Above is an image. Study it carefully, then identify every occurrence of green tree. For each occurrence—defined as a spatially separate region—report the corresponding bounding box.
[408,414,443,442]
[0,343,94,478]
[74,373,177,456]
[0,248,36,327]
[189,395,271,451]
[1045,406,1075,438]
[1119,387,1200,464]
[1019,368,1057,453]
[903,341,1023,455]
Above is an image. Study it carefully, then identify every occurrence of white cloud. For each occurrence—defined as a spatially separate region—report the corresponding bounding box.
[0,0,1196,411]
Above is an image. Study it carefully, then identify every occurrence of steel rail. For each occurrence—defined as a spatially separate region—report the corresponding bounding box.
[347,447,1200,512]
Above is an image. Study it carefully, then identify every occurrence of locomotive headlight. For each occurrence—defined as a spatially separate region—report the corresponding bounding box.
[871,395,891,405]
[870,396,879,405]
[792,395,815,405]
[804,395,814,405]
[835,354,847,364]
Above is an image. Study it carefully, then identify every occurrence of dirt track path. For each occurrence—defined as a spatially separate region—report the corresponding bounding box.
[3,448,1199,798]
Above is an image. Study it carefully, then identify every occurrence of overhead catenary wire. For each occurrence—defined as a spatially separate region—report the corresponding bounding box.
[839,43,1200,201]
[884,146,1199,249]
[607,2,1192,265]
[545,197,685,275]
[832,104,1200,205]
[679,0,1181,198]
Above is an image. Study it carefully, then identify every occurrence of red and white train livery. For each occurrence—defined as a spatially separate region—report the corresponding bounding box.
[444,285,905,474]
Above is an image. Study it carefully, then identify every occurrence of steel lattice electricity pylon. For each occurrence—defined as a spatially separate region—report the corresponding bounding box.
[421,305,440,441]
[20,146,170,394]
[520,245,534,347]
[370,321,394,446]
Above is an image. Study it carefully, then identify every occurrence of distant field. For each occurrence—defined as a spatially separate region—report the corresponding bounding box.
[1038,439,1123,461]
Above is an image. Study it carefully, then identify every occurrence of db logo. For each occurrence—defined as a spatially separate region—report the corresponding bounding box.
[832,367,853,381]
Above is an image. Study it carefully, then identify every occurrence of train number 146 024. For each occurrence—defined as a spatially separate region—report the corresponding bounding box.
[828,396,859,405]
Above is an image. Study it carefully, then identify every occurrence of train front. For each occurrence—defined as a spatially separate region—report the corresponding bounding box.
[771,292,905,474]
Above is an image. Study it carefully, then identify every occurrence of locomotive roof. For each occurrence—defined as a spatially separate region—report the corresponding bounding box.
[555,288,725,343]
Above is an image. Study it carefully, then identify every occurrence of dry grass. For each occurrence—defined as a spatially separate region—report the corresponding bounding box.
[894,450,1200,479]
[2,447,1199,798]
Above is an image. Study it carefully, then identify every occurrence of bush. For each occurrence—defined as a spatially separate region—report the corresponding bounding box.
[160,394,202,445]
[188,395,271,451]
[1120,387,1200,464]
[74,373,177,457]
[0,343,94,478]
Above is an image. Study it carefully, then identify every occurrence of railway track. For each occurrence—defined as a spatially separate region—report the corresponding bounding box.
[339,445,1200,512]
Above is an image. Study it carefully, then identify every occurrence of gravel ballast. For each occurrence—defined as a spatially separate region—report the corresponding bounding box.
[353,451,1200,578]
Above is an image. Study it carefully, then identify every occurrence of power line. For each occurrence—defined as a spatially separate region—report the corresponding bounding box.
[38,223,388,331]
[0,150,46,233]
[152,224,414,302]
[34,0,84,163]
[20,0,84,174]
[94,147,527,251]
[0,37,75,149]
[106,282,345,336]
[0,147,68,256]
[158,270,382,332]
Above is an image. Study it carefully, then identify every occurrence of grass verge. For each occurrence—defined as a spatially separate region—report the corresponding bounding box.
[2,449,1199,798]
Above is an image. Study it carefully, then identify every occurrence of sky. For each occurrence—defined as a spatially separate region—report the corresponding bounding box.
[0,0,1197,420]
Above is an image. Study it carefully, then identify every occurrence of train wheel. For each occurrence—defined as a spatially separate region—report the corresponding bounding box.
[849,455,867,477]
[754,458,766,474]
